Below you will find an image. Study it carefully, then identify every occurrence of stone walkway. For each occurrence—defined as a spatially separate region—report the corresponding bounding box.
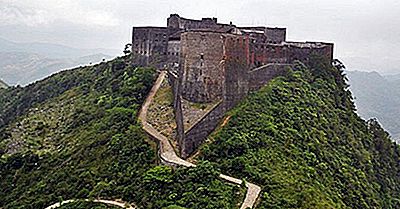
[44,199,134,209]
[44,70,261,209]
[138,71,261,209]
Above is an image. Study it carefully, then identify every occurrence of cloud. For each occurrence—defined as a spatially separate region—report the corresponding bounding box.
[0,0,399,72]
[0,5,50,26]
[0,0,121,27]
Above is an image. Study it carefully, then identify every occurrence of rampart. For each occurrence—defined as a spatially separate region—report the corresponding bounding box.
[132,14,334,158]
[180,31,226,103]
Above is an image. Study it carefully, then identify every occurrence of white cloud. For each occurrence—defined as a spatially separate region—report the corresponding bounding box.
[0,5,50,26]
[0,0,121,27]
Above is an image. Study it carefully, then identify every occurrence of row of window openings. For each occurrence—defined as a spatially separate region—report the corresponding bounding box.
[252,40,281,44]
[155,34,167,38]
[229,39,280,45]
[134,51,179,56]
[134,40,166,47]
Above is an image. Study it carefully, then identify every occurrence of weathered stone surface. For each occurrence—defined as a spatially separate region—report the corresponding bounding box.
[132,14,333,71]
[182,101,225,158]
[132,13,334,158]
[180,31,226,103]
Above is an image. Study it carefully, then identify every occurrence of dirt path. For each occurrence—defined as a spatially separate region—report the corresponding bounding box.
[44,199,134,209]
[139,71,261,209]
[45,70,261,209]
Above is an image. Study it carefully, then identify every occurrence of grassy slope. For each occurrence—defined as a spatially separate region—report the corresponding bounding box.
[0,57,243,209]
[199,59,400,209]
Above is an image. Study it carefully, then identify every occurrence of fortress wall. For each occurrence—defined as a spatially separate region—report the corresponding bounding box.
[223,35,251,108]
[249,42,333,68]
[167,40,180,65]
[265,28,286,43]
[132,27,169,67]
[286,43,334,64]
[248,64,291,91]
[180,31,226,103]
[239,27,286,44]
[250,44,289,67]
[168,14,232,30]
[179,63,291,158]
[168,71,185,152]
[182,101,225,158]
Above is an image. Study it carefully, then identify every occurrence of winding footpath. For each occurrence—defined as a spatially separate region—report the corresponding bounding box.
[138,71,262,209]
[44,71,261,209]
[44,199,134,209]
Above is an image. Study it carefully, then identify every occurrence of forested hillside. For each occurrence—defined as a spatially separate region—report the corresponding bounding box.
[199,58,400,209]
[0,57,243,209]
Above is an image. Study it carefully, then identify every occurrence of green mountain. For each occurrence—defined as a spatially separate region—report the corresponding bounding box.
[346,70,400,141]
[198,59,400,208]
[0,37,119,59]
[1,54,399,209]
[0,57,243,208]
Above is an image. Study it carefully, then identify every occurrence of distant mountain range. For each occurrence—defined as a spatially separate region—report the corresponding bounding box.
[0,37,120,86]
[0,37,119,59]
[346,70,400,142]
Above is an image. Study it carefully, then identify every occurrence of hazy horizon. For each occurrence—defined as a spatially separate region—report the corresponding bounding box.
[1,0,400,74]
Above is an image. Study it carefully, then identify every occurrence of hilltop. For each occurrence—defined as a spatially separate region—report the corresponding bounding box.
[1,53,399,209]
[0,57,244,208]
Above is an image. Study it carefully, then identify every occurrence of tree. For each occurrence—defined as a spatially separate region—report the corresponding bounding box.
[124,44,132,55]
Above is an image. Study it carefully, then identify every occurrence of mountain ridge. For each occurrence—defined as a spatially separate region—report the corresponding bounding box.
[0,37,119,59]
[346,70,400,141]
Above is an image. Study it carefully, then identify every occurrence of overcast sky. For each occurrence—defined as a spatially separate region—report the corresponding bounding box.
[1,0,400,73]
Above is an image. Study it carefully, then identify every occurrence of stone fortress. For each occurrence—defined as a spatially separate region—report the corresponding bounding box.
[132,14,334,158]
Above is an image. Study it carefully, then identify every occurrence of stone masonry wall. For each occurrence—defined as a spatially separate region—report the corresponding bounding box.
[132,27,170,67]
[248,64,290,91]
[167,40,180,65]
[167,70,184,152]
[265,27,286,43]
[182,101,225,158]
[180,31,226,103]
[180,62,291,158]
[223,35,251,108]
[134,14,334,158]
[167,14,232,30]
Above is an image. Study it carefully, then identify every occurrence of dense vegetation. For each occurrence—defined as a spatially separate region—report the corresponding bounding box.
[199,58,400,209]
[0,57,242,208]
[346,70,400,141]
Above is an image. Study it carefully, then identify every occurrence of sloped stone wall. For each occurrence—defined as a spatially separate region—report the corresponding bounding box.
[182,101,225,158]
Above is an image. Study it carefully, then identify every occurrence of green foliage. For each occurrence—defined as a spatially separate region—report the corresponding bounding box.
[134,161,245,209]
[0,56,243,208]
[199,57,400,209]
[0,56,158,208]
